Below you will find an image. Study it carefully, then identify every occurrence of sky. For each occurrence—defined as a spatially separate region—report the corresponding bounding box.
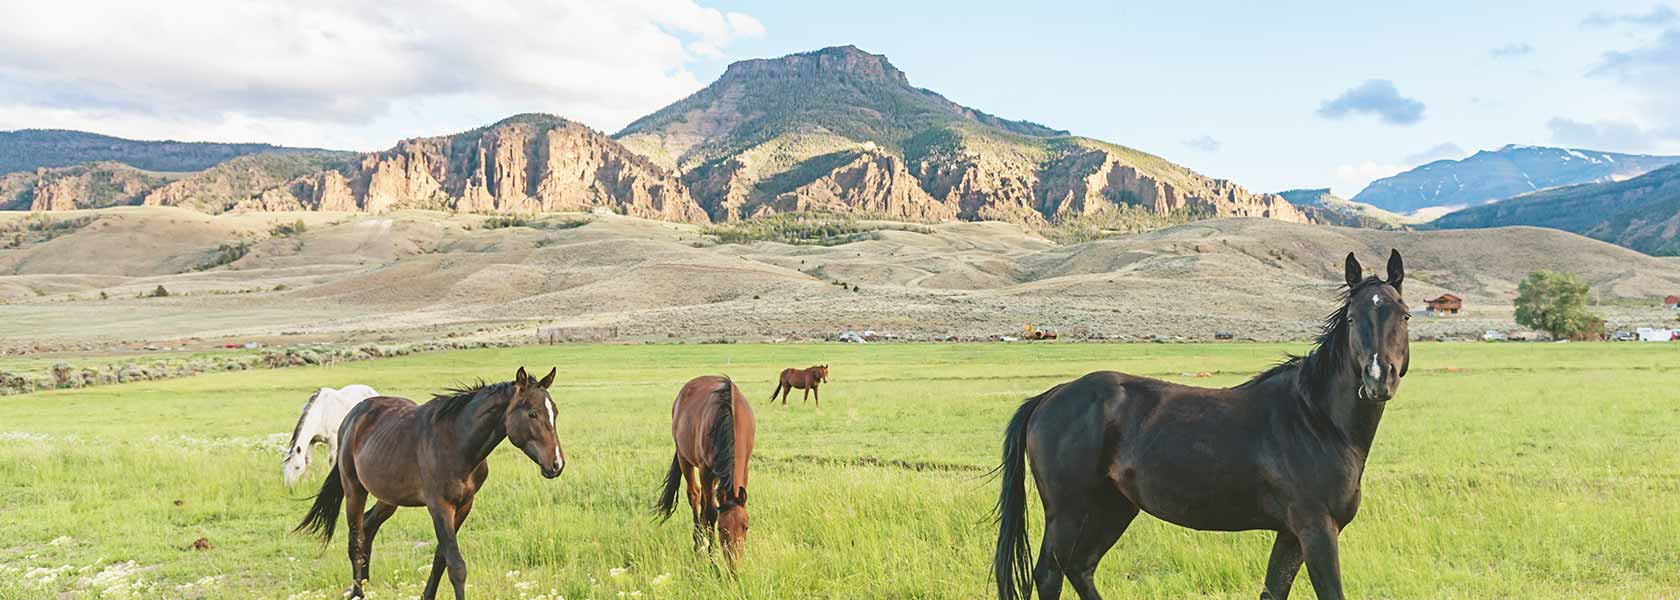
[2,1,1677,198]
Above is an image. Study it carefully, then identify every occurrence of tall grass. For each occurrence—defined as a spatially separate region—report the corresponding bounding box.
[0,342,1677,598]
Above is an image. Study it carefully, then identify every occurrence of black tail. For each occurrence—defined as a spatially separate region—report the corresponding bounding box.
[293,467,344,542]
[993,394,1044,600]
[654,454,683,522]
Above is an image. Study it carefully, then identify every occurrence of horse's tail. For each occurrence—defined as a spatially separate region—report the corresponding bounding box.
[769,379,784,402]
[654,454,683,522]
[293,466,344,543]
[993,392,1045,600]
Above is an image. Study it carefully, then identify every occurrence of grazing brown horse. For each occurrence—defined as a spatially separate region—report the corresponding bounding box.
[655,375,756,567]
[994,251,1412,600]
[295,367,565,600]
[769,365,829,407]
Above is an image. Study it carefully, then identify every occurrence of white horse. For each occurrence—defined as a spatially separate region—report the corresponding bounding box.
[282,384,380,487]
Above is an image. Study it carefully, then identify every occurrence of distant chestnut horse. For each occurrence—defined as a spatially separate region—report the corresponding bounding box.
[995,251,1412,600]
[655,376,756,567]
[296,367,565,600]
[769,365,829,407]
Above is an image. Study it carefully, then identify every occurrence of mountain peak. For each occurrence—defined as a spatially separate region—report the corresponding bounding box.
[1354,144,1680,213]
[720,45,908,86]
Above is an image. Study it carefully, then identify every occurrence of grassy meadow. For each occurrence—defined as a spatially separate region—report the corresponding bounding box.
[1,342,1677,598]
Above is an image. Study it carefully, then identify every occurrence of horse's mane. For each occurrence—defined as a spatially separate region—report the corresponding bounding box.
[707,377,740,508]
[1238,276,1387,397]
[287,389,324,447]
[428,379,513,422]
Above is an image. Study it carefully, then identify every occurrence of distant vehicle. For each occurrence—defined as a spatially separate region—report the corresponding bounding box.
[1613,331,1637,342]
[1482,330,1508,342]
[1635,327,1677,342]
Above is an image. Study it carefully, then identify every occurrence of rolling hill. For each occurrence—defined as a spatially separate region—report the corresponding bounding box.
[1353,145,1680,214]
[1429,163,1680,256]
[4,207,1677,354]
[1276,188,1410,230]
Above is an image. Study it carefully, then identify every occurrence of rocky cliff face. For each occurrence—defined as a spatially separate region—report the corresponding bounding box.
[10,162,173,211]
[140,152,351,212]
[750,149,959,221]
[141,115,711,223]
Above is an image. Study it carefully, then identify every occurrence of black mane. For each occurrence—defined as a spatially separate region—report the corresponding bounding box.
[1239,276,1389,397]
[708,377,740,508]
[428,379,514,421]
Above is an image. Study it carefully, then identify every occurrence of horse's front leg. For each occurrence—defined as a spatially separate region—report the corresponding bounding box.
[1260,530,1304,600]
[1294,519,1344,600]
[698,471,720,554]
[421,500,469,600]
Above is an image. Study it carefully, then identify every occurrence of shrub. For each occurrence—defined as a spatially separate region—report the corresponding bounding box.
[269,219,308,237]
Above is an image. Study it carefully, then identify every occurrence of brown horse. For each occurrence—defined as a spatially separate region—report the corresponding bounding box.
[769,365,829,407]
[994,251,1411,600]
[295,367,565,600]
[655,375,756,567]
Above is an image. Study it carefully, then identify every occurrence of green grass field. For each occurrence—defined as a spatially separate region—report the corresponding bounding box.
[1,342,1677,599]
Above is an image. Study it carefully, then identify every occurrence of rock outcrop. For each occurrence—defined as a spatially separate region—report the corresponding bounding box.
[11,162,173,211]
[135,115,711,223]
[270,115,708,222]
[749,148,958,221]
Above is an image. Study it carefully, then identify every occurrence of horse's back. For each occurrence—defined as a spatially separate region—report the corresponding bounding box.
[336,384,380,402]
[671,376,742,468]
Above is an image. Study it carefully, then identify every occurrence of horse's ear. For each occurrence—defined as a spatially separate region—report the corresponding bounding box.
[515,367,529,386]
[1386,249,1404,293]
[737,487,747,505]
[1344,252,1362,288]
[537,367,556,389]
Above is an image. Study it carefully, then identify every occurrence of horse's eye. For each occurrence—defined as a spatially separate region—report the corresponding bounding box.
[528,410,538,419]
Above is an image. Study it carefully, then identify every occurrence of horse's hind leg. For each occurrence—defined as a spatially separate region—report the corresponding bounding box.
[358,501,399,588]
[342,478,370,598]
[1040,494,1138,600]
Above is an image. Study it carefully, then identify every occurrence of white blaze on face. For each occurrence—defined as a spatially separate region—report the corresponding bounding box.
[1369,352,1382,380]
[545,395,562,470]
[1371,293,1381,306]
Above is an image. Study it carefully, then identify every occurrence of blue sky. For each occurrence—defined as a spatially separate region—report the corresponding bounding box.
[2,0,1676,198]
[694,1,1680,196]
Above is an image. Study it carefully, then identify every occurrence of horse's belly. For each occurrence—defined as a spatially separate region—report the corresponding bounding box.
[353,451,426,507]
[1115,457,1282,532]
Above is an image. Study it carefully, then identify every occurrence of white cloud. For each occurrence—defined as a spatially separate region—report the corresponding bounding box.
[1333,161,1405,197]
[0,0,765,150]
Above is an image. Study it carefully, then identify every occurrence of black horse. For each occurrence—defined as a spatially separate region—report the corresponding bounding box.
[994,251,1411,600]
